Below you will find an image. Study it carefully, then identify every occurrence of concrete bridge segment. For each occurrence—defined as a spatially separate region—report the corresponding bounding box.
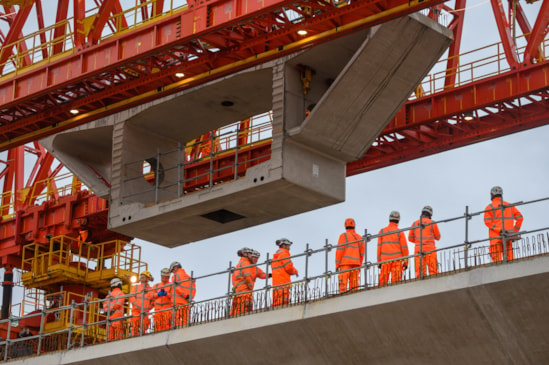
[17,256,549,365]
[41,14,453,247]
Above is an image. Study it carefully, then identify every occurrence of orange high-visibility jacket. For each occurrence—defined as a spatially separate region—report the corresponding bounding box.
[171,268,196,305]
[103,287,125,319]
[484,197,523,238]
[408,217,441,245]
[232,257,266,292]
[272,248,298,286]
[335,229,365,269]
[129,283,153,313]
[377,222,409,264]
[151,282,172,311]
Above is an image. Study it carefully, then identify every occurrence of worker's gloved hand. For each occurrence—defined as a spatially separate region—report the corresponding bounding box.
[403,264,408,270]
[158,289,167,297]
[378,264,382,270]
[295,270,299,277]
[335,268,340,273]
[268,273,273,278]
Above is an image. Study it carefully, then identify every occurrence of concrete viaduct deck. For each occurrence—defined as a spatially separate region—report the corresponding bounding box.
[17,255,549,365]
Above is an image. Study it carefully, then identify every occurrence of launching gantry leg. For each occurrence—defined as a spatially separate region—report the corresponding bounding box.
[41,14,452,247]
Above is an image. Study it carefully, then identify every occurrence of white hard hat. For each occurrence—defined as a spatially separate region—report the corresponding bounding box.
[491,186,503,196]
[276,238,292,247]
[110,278,123,287]
[237,247,252,257]
[169,261,181,272]
[389,211,400,221]
[422,205,433,216]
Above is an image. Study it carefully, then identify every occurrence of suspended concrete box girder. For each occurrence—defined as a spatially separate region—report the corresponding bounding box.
[41,13,452,247]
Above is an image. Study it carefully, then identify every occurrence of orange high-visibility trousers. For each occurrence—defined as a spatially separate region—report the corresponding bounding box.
[338,265,360,293]
[231,293,253,315]
[108,320,124,341]
[174,304,190,327]
[153,310,173,332]
[272,285,291,307]
[130,310,150,336]
[414,245,438,278]
[379,261,404,285]
[489,239,515,262]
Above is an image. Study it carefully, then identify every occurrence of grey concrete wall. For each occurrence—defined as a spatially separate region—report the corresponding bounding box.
[19,255,549,365]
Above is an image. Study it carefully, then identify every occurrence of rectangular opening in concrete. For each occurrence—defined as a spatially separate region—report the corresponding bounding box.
[201,209,246,224]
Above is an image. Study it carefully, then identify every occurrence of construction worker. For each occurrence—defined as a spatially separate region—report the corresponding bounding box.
[103,278,126,341]
[129,271,154,336]
[305,103,316,117]
[484,186,523,262]
[169,261,196,327]
[408,206,441,278]
[151,268,173,332]
[271,238,299,307]
[335,218,365,293]
[231,248,266,315]
[377,211,409,285]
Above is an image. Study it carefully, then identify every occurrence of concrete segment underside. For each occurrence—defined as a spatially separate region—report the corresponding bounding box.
[287,13,453,161]
[24,256,549,365]
[41,13,452,247]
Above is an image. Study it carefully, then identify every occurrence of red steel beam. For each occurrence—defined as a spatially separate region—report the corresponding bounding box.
[388,58,549,130]
[346,58,549,175]
[347,93,549,175]
[523,0,549,64]
[490,0,519,69]
[0,191,131,268]
[0,4,33,71]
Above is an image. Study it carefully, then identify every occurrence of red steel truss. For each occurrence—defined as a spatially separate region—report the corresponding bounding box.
[0,144,131,268]
[0,0,444,149]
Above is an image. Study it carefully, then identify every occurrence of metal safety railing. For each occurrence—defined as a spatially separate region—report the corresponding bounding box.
[413,33,549,99]
[122,113,273,204]
[2,195,549,361]
[0,172,84,220]
[0,0,191,76]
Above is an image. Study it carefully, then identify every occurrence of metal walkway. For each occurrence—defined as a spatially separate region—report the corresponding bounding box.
[13,254,549,365]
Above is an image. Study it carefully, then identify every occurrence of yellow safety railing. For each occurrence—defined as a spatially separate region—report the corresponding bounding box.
[414,33,549,99]
[21,236,147,290]
[0,0,189,76]
[1,172,84,220]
